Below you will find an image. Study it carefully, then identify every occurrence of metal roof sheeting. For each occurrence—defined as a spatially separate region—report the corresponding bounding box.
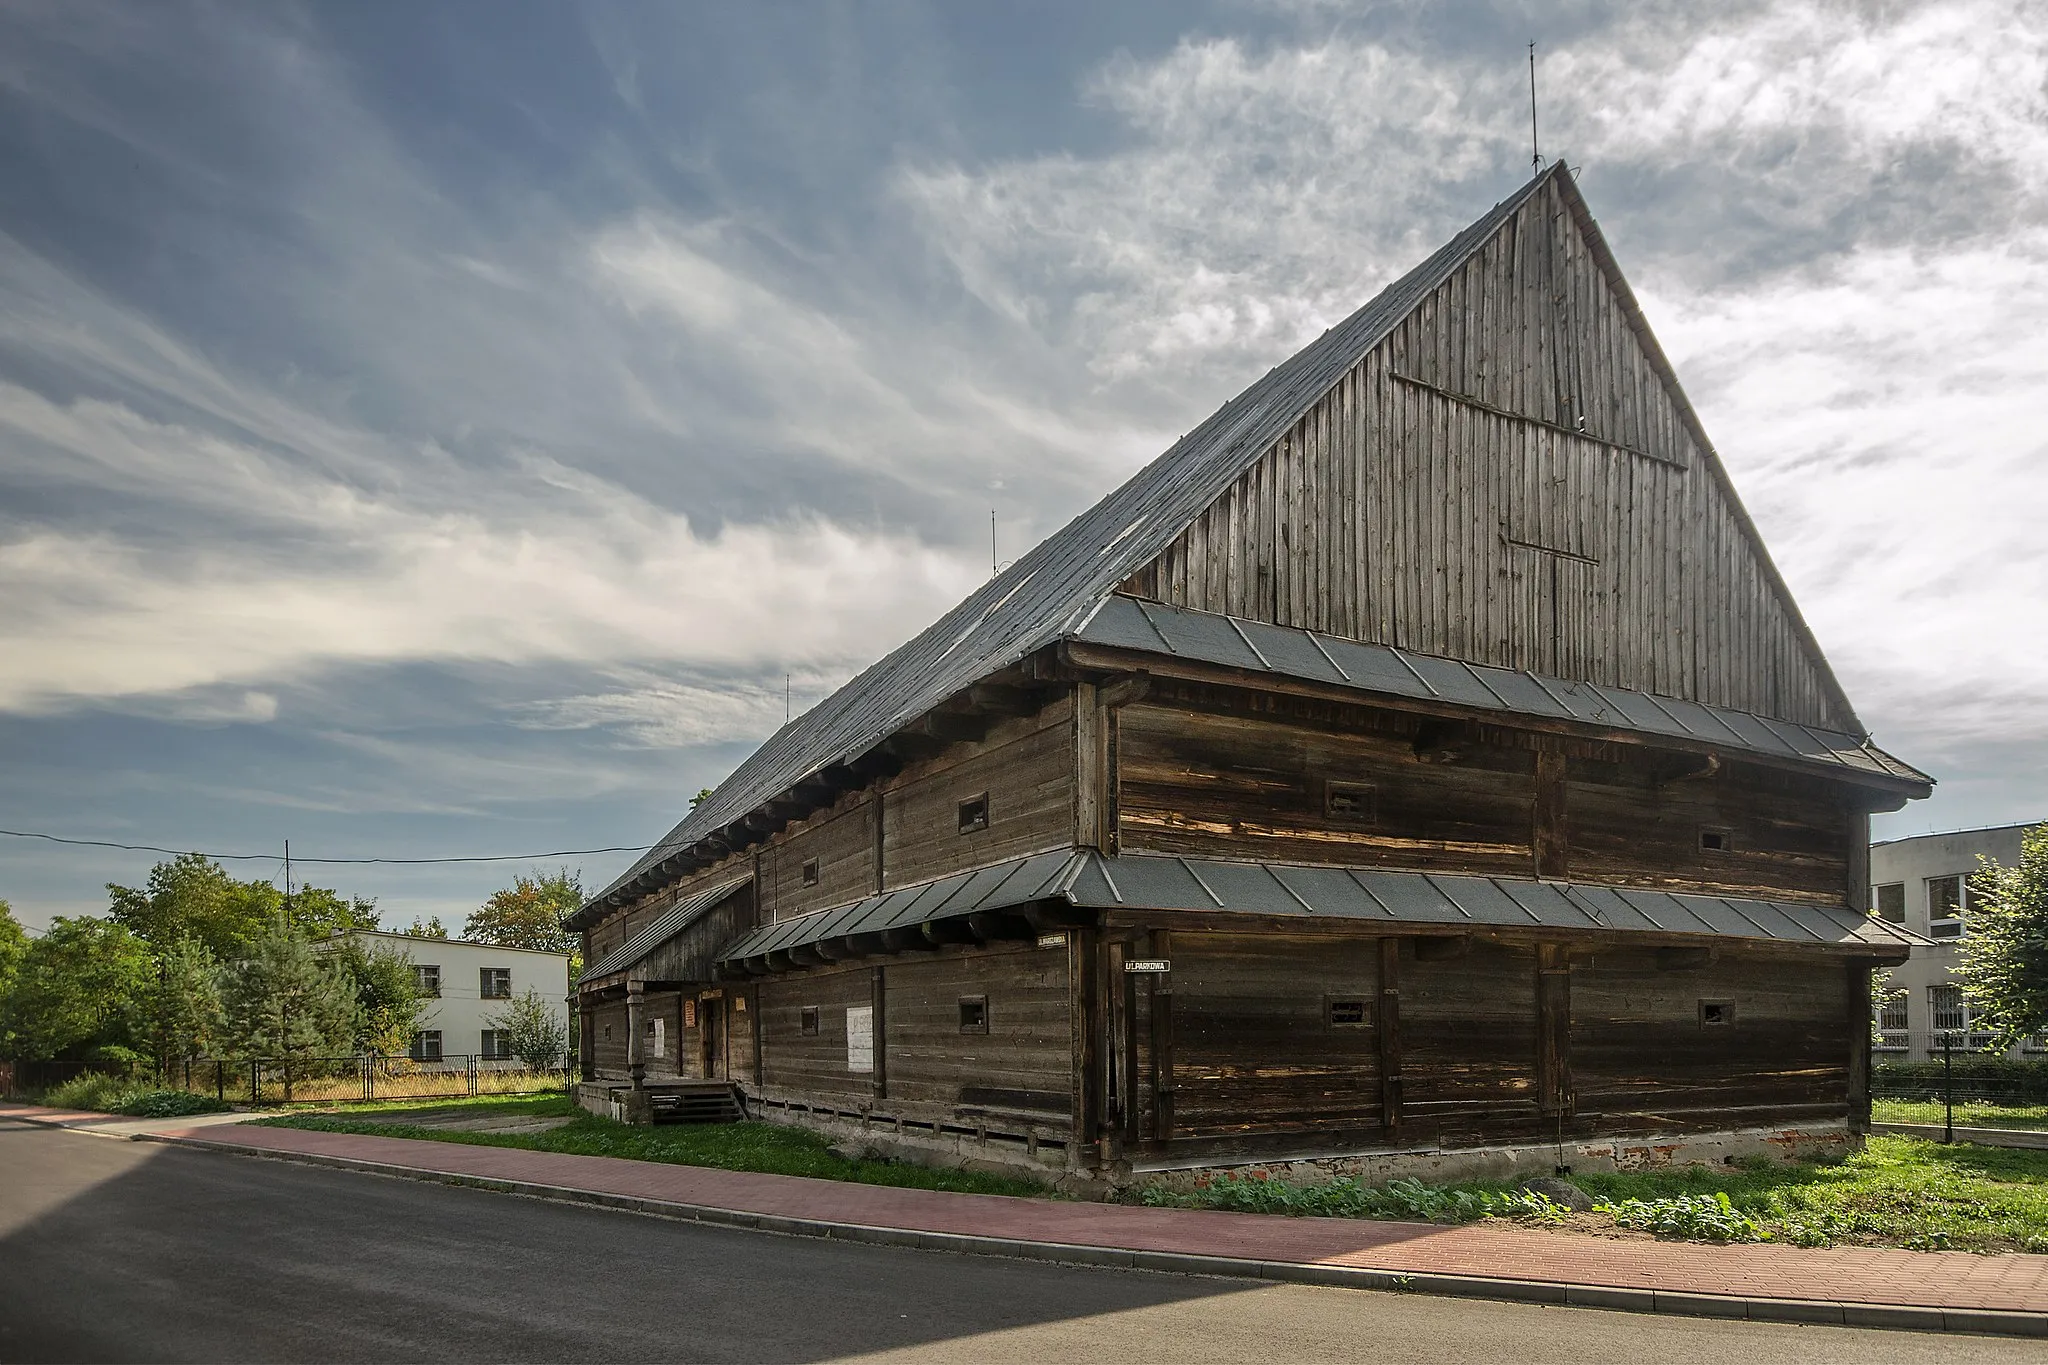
[1076,596,1931,785]
[716,851,1924,964]
[583,173,1564,916]
[579,874,751,985]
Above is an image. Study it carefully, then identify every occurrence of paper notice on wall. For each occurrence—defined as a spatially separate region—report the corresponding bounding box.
[846,1004,874,1074]
[652,1018,665,1058]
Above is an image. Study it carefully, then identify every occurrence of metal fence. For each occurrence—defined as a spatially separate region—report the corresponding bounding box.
[1871,1031,2048,1139]
[158,1054,572,1105]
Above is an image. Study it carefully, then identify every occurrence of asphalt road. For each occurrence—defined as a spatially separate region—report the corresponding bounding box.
[0,1119,2033,1364]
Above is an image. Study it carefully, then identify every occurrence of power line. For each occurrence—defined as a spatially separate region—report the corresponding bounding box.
[0,827,653,866]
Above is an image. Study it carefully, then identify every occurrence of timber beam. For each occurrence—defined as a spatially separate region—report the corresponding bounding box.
[920,918,980,946]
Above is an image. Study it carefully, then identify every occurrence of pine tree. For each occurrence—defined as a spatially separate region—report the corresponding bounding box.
[140,937,225,1078]
[223,917,356,1100]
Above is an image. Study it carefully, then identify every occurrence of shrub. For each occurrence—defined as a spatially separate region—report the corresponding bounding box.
[112,1089,233,1118]
[1139,1172,1569,1225]
[44,1071,135,1111]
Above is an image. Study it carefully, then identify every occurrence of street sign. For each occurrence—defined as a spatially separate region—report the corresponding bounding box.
[1036,932,1069,949]
[1124,959,1171,974]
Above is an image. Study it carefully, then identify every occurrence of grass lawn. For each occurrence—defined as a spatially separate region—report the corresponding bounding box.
[255,1094,1048,1199]
[1144,1137,2048,1254]
[1873,1098,2048,1131]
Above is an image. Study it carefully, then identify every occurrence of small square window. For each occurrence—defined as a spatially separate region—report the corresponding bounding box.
[800,1006,821,1037]
[1699,1000,1734,1027]
[958,794,990,834]
[1699,829,1731,853]
[1873,883,1905,923]
[410,1029,444,1062]
[801,858,820,887]
[481,1029,512,1061]
[1324,781,1375,823]
[959,995,989,1033]
[1328,998,1370,1028]
[480,967,512,999]
[415,964,441,998]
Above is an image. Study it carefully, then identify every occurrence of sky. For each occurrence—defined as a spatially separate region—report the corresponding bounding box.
[2,0,2044,934]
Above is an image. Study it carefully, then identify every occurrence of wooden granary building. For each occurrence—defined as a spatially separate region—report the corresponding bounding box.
[568,165,1930,1183]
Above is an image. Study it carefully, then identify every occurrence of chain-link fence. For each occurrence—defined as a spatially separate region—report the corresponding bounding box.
[1871,1031,2048,1137]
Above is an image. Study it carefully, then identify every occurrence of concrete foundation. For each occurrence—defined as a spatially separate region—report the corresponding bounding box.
[1134,1125,1858,1192]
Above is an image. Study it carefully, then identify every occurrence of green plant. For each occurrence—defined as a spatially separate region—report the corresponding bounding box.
[44,1071,136,1111]
[1596,1191,1769,1242]
[111,1089,233,1118]
[1957,823,2048,1045]
[1138,1172,1568,1225]
[222,916,357,1100]
[485,987,567,1071]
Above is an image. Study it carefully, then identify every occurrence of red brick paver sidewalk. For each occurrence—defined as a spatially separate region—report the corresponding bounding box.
[104,1118,2045,1316]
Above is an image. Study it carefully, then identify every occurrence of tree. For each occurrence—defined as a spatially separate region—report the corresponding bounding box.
[138,937,225,1075]
[330,937,427,1056]
[222,917,356,1099]
[107,854,282,961]
[399,916,448,939]
[466,869,581,967]
[0,916,150,1061]
[285,886,380,939]
[0,901,26,1056]
[485,987,566,1072]
[1956,823,2048,1046]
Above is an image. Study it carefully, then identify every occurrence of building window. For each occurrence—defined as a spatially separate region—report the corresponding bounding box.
[480,967,512,999]
[958,794,990,834]
[1698,828,1731,853]
[1872,883,1906,924]
[1928,876,1964,938]
[1327,998,1370,1028]
[1698,1000,1734,1027]
[958,995,989,1033]
[1873,990,1909,1052]
[1927,984,1995,1049]
[410,1030,443,1062]
[800,1006,821,1037]
[1324,781,1375,823]
[801,858,820,887]
[414,964,441,998]
[480,1029,511,1061]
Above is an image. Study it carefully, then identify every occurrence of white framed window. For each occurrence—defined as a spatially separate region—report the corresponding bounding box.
[410,1029,444,1062]
[480,1029,511,1061]
[480,967,512,999]
[415,964,442,997]
[1873,989,1909,1052]
[1872,883,1905,924]
[1927,875,1971,939]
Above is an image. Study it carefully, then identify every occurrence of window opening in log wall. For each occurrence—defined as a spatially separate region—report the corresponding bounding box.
[1698,828,1731,853]
[801,858,820,887]
[1699,1000,1734,1027]
[958,794,990,834]
[959,995,989,1033]
[1324,781,1376,823]
[1327,998,1370,1028]
[800,1006,820,1037]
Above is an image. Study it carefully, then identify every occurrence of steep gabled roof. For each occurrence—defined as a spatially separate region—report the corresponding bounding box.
[581,163,1896,921]
[581,174,1560,919]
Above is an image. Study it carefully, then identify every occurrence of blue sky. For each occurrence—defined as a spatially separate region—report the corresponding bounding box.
[4,1,2045,933]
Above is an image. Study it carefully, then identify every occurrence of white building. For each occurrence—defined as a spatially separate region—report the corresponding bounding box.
[339,930,572,1065]
[1869,821,2043,1061]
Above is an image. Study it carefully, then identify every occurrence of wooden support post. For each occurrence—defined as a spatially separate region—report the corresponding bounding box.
[1533,746,1568,879]
[1071,928,1103,1171]
[1846,807,1871,913]
[1847,961,1872,1133]
[1074,681,1103,849]
[1378,938,1402,1137]
[1537,943,1573,1117]
[626,979,646,1090]
[1150,930,1173,1142]
[871,965,888,1101]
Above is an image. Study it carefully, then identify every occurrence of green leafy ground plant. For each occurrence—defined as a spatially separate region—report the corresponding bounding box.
[1143,1137,2048,1253]
[42,1072,232,1116]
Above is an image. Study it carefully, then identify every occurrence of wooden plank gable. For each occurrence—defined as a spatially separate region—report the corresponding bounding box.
[1128,172,1854,732]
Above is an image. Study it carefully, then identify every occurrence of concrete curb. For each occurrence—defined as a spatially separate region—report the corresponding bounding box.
[131,1130,2046,1340]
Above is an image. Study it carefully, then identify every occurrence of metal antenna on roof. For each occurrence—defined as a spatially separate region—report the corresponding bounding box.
[785,674,791,724]
[991,509,998,579]
[1528,42,1542,173]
